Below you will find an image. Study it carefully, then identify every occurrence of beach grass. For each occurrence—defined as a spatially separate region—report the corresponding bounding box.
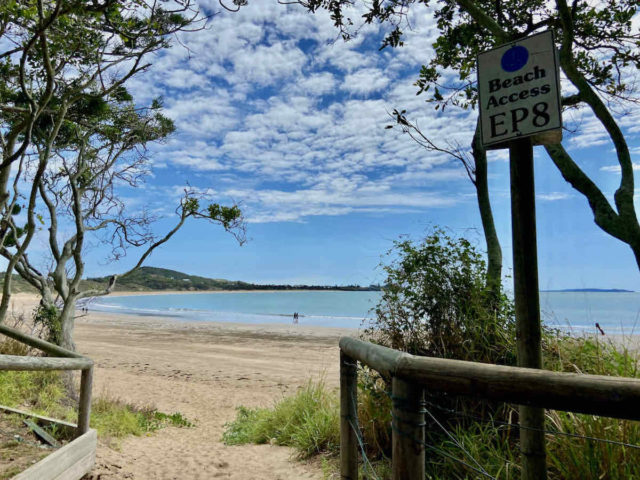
[223,378,340,458]
[0,368,193,443]
[223,333,640,479]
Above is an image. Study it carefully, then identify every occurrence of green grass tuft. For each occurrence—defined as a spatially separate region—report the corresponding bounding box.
[223,379,340,458]
[0,370,193,443]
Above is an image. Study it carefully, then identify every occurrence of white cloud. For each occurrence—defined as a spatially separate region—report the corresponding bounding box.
[600,163,640,173]
[537,192,571,201]
[342,68,392,95]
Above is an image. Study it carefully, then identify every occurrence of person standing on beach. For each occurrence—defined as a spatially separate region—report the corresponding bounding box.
[293,312,298,325]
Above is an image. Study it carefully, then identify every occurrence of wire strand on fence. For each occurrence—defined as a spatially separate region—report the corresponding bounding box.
[388,389,500,479]
[348,387,380,480]
[389,416,498,479]
[423,403,495,477]
[423,398,640,451]
[385,390,494,478]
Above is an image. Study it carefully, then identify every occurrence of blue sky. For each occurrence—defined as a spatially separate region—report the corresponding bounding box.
[71,2,640,290]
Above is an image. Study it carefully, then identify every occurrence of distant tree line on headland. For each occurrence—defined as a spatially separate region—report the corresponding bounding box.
[82,267,382,292]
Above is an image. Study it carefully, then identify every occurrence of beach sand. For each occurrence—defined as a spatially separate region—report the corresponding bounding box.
[6,293,358,480]
[6,292,639,480]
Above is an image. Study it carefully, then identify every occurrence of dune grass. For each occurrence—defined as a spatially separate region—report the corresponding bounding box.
[223,335,640,479]
[223,378,340,458]
[0,369,193,443]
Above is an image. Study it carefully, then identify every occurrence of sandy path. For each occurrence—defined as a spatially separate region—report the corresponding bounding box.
[69,311,354,480]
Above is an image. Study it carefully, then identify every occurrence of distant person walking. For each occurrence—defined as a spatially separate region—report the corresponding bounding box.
[595,322,605,336]
[293,312,299,325]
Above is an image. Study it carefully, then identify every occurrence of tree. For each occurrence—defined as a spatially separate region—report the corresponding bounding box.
[0,1,245,350]
[0,0,206,322]
[285,3,637,477]
[5,97,244,351]
[290,0,640,271]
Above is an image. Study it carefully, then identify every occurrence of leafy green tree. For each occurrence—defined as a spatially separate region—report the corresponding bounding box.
[0,0,205,322]
[7,96,244,351]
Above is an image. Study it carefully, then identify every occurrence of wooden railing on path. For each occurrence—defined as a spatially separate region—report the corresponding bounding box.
[0,323,94,437]
[339,336,640,479]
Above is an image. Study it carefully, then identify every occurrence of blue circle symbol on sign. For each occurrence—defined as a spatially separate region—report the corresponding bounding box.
[501,45,529,72]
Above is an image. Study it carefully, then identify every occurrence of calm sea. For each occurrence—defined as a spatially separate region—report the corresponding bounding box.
[88,290,640,334]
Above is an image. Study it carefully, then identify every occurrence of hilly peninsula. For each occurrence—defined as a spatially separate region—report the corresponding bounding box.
[83,266,379,292]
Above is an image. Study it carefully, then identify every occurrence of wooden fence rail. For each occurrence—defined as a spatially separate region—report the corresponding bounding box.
[339,336,640,479]
[0,324,94,438]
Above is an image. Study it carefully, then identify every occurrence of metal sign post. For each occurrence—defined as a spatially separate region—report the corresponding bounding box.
[477,30,561,480]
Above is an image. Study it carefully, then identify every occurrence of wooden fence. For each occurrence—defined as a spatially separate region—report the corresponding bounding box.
[0,323,94,438]
[339,336,640,479]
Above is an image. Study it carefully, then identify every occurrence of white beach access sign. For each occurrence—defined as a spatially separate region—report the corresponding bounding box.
[477,30,562,148]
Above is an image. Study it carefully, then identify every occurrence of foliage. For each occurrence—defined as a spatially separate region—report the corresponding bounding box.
[545,409,640,480]
[296,0,638,108]
[222,336,640,479]
[422,337,640,480]
[367,229,516,364]
[91,395,193,441]
[80,265,378,292]
[0,371,67,417]
[221,231,640,478]
[0,1,245,352]
[84,266,250,292]
[32,304,62,345]
[356,367,392,458]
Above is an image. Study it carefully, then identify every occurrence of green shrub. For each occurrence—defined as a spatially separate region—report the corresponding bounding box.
[367,229,517,365]
[90,396,194,440]
[356,367,392,458]
[0,371,67,417]
[225,231,640,478]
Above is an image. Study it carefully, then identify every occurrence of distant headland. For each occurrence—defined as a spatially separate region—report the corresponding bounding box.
[83,267,382,292]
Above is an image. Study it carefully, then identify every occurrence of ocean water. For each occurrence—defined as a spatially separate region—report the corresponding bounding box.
[88,290,640,334]
[89,290,382,328]
[540,291,640,335]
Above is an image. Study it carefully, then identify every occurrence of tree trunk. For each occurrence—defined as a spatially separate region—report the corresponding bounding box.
[472,123,503,300]
[59,300,77,352]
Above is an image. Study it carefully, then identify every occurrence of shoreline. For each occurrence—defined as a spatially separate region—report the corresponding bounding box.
[10,291,640,338]
[8,292,360,340]
[92,288,381,297]
[79,309,360,342]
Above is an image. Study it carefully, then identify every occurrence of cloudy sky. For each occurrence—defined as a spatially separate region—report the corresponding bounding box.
[76,1,640,290]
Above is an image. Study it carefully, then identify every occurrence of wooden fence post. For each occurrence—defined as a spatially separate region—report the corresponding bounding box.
[392,376,425,480]
[510,137,547,480]
[340,350,358,480]
[77,366,93,437]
